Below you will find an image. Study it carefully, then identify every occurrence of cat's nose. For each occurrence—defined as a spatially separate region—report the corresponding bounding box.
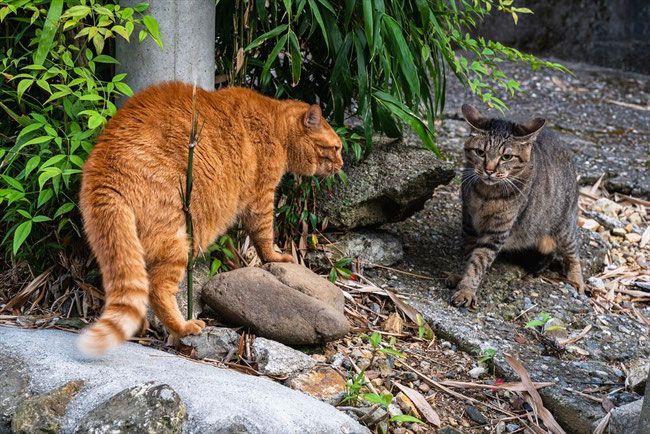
[485,168,495,175]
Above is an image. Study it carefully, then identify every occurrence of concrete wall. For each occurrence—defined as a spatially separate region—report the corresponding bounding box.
[116,0,215,101]
[477,0,650,74]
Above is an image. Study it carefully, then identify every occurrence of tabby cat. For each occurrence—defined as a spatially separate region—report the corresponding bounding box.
[78,82,343,355]
[447,104,584,308]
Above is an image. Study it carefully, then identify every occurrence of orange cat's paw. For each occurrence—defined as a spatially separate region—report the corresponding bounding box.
[445,273,462,288]
[265,253,295,263]
[182,319,206,336]
[451,288,477,309]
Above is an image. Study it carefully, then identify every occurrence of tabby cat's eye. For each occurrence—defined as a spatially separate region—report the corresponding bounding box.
[475,149,485,157]
[501,154,513,161]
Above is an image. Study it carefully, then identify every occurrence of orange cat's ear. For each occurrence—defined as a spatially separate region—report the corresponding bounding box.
[303,105,322,131]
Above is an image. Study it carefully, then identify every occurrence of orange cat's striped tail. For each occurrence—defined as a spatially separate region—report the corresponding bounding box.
[77,189,149,356]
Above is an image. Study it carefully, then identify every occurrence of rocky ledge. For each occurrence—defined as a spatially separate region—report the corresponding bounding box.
[0,327,368,434]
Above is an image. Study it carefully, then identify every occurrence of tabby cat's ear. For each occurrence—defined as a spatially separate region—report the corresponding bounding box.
[514,117,546,142]
[303,105,322,131]
[461,104,488,134]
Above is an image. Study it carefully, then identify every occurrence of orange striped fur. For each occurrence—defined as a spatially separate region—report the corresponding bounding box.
[78,82,343,355]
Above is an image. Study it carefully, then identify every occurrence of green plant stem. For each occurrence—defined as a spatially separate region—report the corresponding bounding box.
[185,143,195,320]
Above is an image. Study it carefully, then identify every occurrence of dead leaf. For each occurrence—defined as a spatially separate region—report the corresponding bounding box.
[593,411,611,434]
[393,382,441,427]
[385,289,433,338]
[235,47,245,73]
[383,312,403,334]
[514,335,528,345]
[439,380,554,392]
[601,397,615,413]
[640,226,650,248]
[557,325,591,347]
[504,353,566,434]
[2,266,53,312]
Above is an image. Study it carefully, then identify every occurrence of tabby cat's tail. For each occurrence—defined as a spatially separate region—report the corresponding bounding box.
[77,188,149,356]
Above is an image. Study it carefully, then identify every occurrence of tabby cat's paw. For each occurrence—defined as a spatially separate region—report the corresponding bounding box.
[182,319,206,336]
[445,273,462,288]
[265,253,295,263]
[451,289,477,309]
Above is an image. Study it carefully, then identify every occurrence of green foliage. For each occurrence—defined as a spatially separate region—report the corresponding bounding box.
[525,312,550,328]
[478,348,496,363]
[216,0,567,155]
[0,0,160,262]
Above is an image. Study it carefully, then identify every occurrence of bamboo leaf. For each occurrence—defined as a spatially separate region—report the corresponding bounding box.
[33,0,64,66]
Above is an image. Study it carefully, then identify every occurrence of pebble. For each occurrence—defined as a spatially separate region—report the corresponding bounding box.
[464,405,487,424]
[468,367,486,379]
[626,233,642,244]
[581,218,599,231]
[587,276,605,290]
[591,198,623,217]
[506,423,520,432]
[612,227,627,237]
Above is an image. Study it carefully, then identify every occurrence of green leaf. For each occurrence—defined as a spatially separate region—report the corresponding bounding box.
[369,332,381,348]
[245,24,288,51]
[33,0,64,66]
[17,78,34,102]
[115,82,134,96]
[379,348,406,358]
[362,0,373,55]
[288,31,301,86]
[93,54,119,64]
[307,0,328,51]
[32,215,52,223]
[53,202,75,218]
[1,175,24,191]
[37,188,54,208]
[12,220,32,254]
[389,414,424,424]
[261,34,289,82]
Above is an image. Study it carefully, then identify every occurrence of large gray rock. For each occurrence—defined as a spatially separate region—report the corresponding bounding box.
[74,382,186,434]
[202,267,349,345]
[253,338,316,376]
[318,137,454,229]
[262,262,344,311]
[180,327,240,360]
[594,398,642,434]
[0,356,31,433]
[0,327,369,434]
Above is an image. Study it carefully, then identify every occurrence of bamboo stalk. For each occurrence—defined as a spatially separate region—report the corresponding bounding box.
[180,85,205,320]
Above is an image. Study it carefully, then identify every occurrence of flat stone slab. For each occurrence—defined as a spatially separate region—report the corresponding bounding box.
[0,327,369,434]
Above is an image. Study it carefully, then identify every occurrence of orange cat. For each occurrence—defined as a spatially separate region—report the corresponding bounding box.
[78,82,343,355]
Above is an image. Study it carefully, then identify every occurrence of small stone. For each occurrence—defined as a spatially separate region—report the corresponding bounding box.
[441,341,452,349]
[357,406,387,426]
[179,327,239,359]
[464,405,487,424]
[395,392,420,419]
[495,421,506,434]
[330,352,345,368]
[468,367,486,379]
[629,213,642,225]
[285,366,346,405]
[612,227,627,237]
[580,218,599,231]
[506,423,520,432]
[377,358,393,377]
[587,276,605,290]
[418,382,430,393]
[74,382,186,434]
[438,427,463,434]
[12,380,84,434]
[591,198,623,217]
[253,337,316,376]
[626,233,642,244]
[625,360,649,394]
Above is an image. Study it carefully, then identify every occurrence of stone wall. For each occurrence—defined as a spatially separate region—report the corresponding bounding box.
[477,0,650,74]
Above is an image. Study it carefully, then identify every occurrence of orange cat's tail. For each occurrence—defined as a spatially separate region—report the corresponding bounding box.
[77,190,149,356]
